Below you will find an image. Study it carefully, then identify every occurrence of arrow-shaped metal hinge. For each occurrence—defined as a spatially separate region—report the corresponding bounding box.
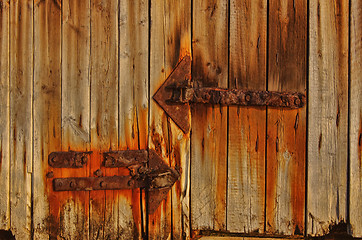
[51,149,180,214]
[153,55,306,133]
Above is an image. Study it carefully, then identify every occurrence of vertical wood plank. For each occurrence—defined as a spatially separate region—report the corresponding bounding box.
[119,0,149,239]
[61,1,91,239]
[191,0,228,232]
[33,0,61,239]
[9,0,33,239]
[89,0,119,239]
[349,0,362,237]
[266,0,307,235]
[0,0,10,231]
[227,0,267,233]
[308,0,349,236]
[149,0,191,239]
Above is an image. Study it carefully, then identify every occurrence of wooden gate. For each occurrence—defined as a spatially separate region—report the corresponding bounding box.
[0,0,361,240]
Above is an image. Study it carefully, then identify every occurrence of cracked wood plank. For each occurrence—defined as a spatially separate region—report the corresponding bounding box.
[60,1,91,239]
[33,0,61,239]
[227,0,267,233]
[9,1,33,239]
[350,0,362,237]
[308,0,349,236]
[89,0,120,239]
[191,0,228,232]
[118,0,149,239]
[266,0,307,235]
[0,0,10,232]
[149,0,191,239]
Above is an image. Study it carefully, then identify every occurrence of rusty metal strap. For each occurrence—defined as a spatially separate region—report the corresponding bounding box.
[167,87,306,109]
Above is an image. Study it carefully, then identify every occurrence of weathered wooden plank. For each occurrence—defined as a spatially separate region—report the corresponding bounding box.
[61,1,91,239]
[149,0,191,239]
[163,2,191,239]
[350,0,362,237]
[119,0,149,239]
[308,0,349,236]
[9,1,33,239]
[0,0,10,232]
[33,0,61,239]
[266,0,307,235]
[90,0,119,239]
[191,0,228,232]
[227,0,267,233]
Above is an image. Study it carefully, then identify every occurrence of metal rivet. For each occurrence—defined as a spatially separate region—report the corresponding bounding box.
[46,171,54,178]
[128,180,134,187]
[245,94,251,102]
[50,157,56,163]
[69,181,75,188]
[94,169,102,177]
[81,156,87,164]
[294,98,301,106]
[100,181,105,188]
[56,181,62,187]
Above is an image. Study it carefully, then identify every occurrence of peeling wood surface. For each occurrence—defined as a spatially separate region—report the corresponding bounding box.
[33,0,61,239]
[308,0,349,236]
[191,0,228,232]
[227,0,267,233]
[149,1,191,239]
[266,0,307,235]
[349,0,362,237]
[118,0,149,239]
[60,1,91,239]
[0,0,10,232]
[9,1,33,239]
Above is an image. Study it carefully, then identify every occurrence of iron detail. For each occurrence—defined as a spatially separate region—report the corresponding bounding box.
[153,54,307,133]
[48,151,92,168]
[52,149,180,214]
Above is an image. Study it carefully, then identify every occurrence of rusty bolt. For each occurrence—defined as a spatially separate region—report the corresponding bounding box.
[50,156,56,163]
[245,94,251,102]
[99,181,105,188]
[69,181,75,188]
[56,181,63,187]
[46,171,54,178]
[94,169,102,177]
[294,98,301,106]
[81,156,87,164]
[127,179,134,187]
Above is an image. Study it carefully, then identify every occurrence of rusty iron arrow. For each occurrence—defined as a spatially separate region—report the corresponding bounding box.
[52,149,180,214]
[153,54,306,133]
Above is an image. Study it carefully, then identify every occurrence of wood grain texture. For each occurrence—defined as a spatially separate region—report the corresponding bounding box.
[61,1,91,239]
[227,0,267,233]
[0,0,10,231]
[162,2,191,239]
[33,0,61,239]
[266,0,307,235]
[118,0,149,239]
[191,0,228,232]
[9,1,33,239]
[149,0,191,239]
[308,0,349,236]
[349,0,362,237]
[90,0,119,239]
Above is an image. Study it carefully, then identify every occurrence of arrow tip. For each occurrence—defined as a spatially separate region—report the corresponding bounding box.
[152,55,191,133]
[147,150,180,214]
